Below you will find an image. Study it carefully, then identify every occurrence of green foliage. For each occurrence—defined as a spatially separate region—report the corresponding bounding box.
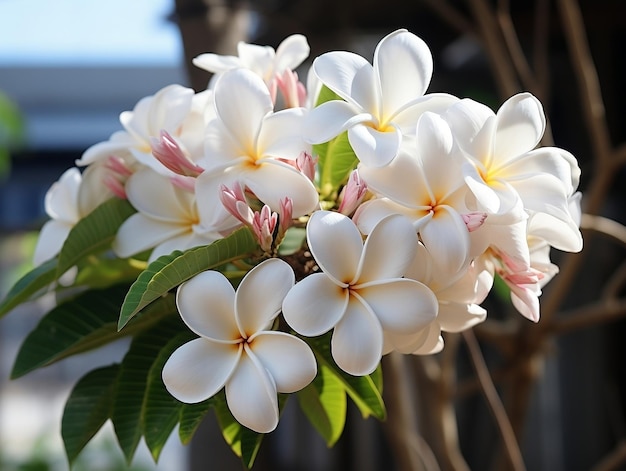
[118,227,259,330]
[0,90,24,179]
[0,258,57,318]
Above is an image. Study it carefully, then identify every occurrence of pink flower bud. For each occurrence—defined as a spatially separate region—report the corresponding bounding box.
[151,130,203,177]
[275,69,307,108]
[338,170,368,215]
[295,151,317,182]
[103,155,133,199]
[220,184,254,226]
[170,175,196,193]
[278,197,294,234]
[462,212,488,232]
[103,174,127,199]
[252,205,278,253]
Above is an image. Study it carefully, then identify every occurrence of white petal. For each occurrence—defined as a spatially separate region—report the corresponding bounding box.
[348,123,402,168]
[162,338,240,403]
[437,303,487,332]
[304,100,372,144]
[313,51,378,113]
[357,279,438,333]
[146,231,219,263]
[444,98,494,159]
[235,259,295,337]
[393,93,460,135]
[214,69,273,149]
[416,112,454,162]
[353,198,417,235]
[45,167,81,222]
[76,131,136,166]
[411,324,444,355]
[113,214,186,259]
[355,214,417,283]
[331,296,383,375]
[242,161,319,217]
[282,273,349,336]
[250,331,316,392]
[306,210,362,285]
[225,348,279,433]
[527,210,583,253]
[494,93,546,161]
[192,53,241,74]
[375,29,433,116]
[257,107,309,160]
[33,220,72,266]
[237,42,274,79]
[274,34,310,72]
[420,206,470,274]
[176,270,240,341]
[510,285,541,322]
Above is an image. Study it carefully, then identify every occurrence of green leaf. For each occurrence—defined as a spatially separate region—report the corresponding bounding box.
[297,363,347,446]
[0,257,57,317]
[62,364,120,465]
[111,316,184,462]
[178,399,215,445]
[11,285,176,379]
[277,226,306,256]
[142,331,194,461]
[119,227,258,330]
[56,198,136,278]
[316,132,359,201]
[308,333,386,420]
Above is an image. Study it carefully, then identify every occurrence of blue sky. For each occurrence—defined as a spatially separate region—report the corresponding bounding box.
[0,0,182,66]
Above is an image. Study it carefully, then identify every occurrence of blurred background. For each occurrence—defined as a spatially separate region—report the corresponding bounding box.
[0,0,625,470]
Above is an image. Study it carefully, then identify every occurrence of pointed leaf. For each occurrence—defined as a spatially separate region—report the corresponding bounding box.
[56,197,136,278]
[0,257,57,317]
[297,363,347,446]
[11,285,176,379]
[178,399,215,445]
[307,332,386,420]
[143,331,194,461]
[111,316,184,462]
[119,227,258,330]
[62,364,120,465]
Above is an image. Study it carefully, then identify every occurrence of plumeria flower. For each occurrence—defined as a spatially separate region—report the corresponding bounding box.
[113,168,234,262]
[282,211,438,376]
[34,167,112,266]
[304,28,458,167]
[162,258,316,433]
[355,112,476,274]
[445,93,583,252]
[193,34,310,87]
[195,68,319,226]
[77,85,212,176]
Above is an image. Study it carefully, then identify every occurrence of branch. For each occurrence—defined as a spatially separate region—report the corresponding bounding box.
[420,0,475,37]
[462,330,527,471]
[590,440,626,471]
[580,214,626,247]
[549,298,626,335]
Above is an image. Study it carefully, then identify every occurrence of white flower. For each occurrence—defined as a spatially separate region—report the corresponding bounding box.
[196,68,319,224]
[304,29,458,167]
[445,93,582,252]
[113,168,232,262]
[355,112,475,274]
[162,258,316,433]
[282,211,438,376]
[193,34,310,86]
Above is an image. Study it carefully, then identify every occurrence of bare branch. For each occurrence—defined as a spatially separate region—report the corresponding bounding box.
[420,0,475,37]
[581,214,626,247]
[549,298,626,335]
[590,440,626,471]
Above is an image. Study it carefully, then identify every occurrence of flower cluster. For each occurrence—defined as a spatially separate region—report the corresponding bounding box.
[29,29,582,439]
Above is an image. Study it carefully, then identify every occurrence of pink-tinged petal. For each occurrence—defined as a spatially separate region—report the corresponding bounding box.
[235,259,295,336]
[162,338,240,403]
[274,34,310,72]
[304,100,372,144]
[249,331,316,393]
[213,69,273,148]
[527,211,583,253]
[348,123,402,168]
[176,271,240,341]
[313,51,378,113]
[356,280,438,333]
[438,303,487,332]
[242,161,319,217]
[355,214,417,283]
[444,98,495,159]
[33,220,72,266]
[331,296,384,375]
[420,206,471,274]
[374,29,433,115]
[45,168,81,222]
[192,53,241,74]
[510,285,541,322]
[494,93,546,161]
[306,211,362,285]
[113,214,186,259]
[257,107,309,160]
[225,347,279,433]
[282,273,349,336]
